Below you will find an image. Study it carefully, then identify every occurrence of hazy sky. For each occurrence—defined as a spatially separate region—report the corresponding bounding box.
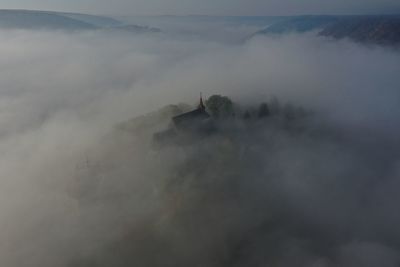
[1,0,400,16]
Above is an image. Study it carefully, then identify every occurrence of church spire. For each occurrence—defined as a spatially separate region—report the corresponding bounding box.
[198,93,205,110]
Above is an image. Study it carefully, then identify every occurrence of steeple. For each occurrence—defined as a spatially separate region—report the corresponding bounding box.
[198,93,206,110]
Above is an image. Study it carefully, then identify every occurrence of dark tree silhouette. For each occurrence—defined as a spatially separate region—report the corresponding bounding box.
[243,110,251,120]
[269,96,281,115]
[205,95,234,118]
[258,103,270,118]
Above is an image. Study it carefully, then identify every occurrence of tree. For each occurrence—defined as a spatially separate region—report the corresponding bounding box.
[205,95,234,118]
[243,110,251,120]
[257,102,270,118]
[283,103,296,121]
[269,96,281,115]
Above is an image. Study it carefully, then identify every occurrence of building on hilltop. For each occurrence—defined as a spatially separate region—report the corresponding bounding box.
[153,95,214,147]
[172,94,211,132]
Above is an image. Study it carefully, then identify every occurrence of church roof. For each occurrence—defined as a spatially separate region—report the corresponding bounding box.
[172,95,210,130]
[173,107,210,125]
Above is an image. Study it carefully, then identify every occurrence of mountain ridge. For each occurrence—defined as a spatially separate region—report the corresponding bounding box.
[254,15,400,46]
[0,9,161,33]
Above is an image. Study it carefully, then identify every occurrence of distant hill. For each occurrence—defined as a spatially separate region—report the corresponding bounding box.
[59,12,122,27]
[0,9,161,33]
[108,24,161,34]
[0,10,97,30]
[254,15,400,46]
[256,16,338,35]
[319,16,400,46]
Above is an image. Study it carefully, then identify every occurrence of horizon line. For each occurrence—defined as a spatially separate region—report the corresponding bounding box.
[0,8,399,18]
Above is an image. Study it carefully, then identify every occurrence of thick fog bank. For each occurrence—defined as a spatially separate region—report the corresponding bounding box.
[0,29,399,267]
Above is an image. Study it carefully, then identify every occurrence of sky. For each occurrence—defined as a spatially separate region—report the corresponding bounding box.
[1,0,400,16]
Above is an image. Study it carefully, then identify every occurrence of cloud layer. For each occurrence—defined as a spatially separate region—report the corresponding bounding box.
[0,27,399,266]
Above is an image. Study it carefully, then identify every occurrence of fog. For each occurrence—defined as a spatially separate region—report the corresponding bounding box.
[0,27,400,267]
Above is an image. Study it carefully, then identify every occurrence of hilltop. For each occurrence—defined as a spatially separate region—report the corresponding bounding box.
[0,9,161,33]
[254,15,400,47]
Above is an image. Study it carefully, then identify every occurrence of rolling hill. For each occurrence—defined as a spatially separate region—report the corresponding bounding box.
[0,9,161,33]
[0,9,97,30]
[254,15,400,46]
[319,16,400,46]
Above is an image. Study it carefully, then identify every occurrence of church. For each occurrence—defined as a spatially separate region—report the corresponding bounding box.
[153,95,214,146]
[172,95,210,131]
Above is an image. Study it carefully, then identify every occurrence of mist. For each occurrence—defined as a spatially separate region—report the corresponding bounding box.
[0,26,400,267]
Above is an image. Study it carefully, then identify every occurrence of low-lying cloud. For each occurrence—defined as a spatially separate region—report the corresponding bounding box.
[0,27,399,267]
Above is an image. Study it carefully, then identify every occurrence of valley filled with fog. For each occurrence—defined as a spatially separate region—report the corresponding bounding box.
[0,14,400,267]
